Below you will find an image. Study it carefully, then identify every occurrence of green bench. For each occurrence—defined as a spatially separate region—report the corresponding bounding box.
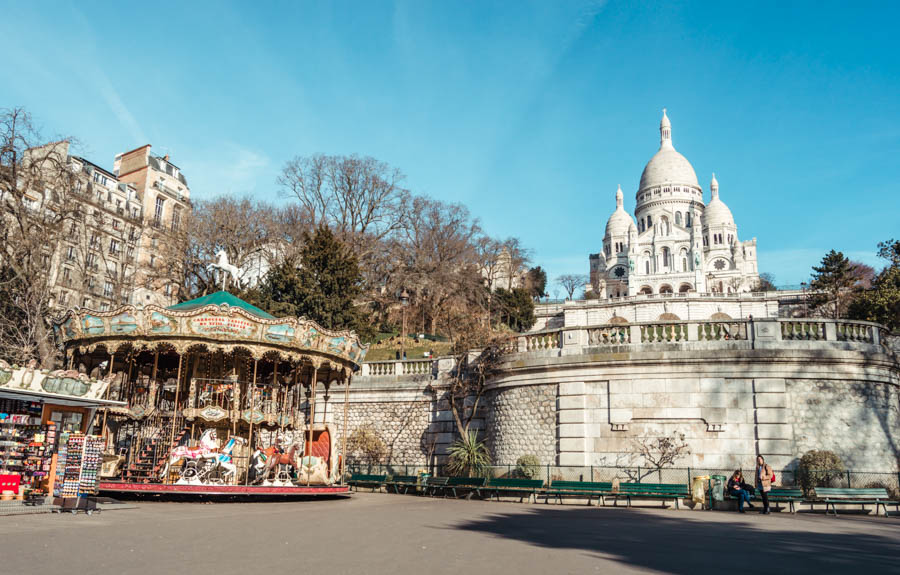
[385,475,420,495]
[611,482,691,509]
[484,478,545,503]
[424,476,449,497]
[348,473,387,492]
[444,476,488,499]
[814,487,900,517]
[544,480,613,506]
[725,488,804,513]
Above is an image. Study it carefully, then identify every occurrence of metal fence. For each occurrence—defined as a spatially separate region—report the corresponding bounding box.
[344,463,900,499]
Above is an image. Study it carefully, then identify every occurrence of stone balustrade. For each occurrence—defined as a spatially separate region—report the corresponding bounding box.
[355,318,890,383]
[506,318,888,356]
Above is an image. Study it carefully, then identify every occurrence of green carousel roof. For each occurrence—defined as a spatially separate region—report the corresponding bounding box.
[167,291,275,320]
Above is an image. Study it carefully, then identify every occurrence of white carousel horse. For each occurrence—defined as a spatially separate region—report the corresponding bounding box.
[177,435,245,485]
[159,429,220,480]
[207,250,240,290]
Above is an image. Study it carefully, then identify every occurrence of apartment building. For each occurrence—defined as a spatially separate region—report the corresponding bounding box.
[114,145,191,306]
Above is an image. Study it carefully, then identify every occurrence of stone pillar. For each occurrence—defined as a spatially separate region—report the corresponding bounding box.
[753,378,793,470]
[557,382,587,466]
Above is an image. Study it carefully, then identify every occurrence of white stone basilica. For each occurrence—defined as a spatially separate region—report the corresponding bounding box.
[589,110,759,298]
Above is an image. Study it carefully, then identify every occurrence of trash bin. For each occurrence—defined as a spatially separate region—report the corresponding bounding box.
[692,475,710,504]
[710,475,727,502]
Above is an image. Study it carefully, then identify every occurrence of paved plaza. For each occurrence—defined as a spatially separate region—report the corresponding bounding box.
[0,494,897,574]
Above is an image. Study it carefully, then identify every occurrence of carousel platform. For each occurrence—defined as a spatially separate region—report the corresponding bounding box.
[98,481,351,499]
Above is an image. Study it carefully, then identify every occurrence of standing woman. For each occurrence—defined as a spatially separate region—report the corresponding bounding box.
[756,455,774,514]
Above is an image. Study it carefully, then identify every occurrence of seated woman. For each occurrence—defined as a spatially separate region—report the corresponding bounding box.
[726,470,755,513]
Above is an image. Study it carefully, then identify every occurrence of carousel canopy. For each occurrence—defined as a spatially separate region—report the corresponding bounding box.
[167,291,275,319]
[53,291,367,369]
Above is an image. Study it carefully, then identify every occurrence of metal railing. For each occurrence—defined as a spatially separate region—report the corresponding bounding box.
[343,463,900,499]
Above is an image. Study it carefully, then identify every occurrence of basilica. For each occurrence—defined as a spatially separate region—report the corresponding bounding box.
[589,110,759,297]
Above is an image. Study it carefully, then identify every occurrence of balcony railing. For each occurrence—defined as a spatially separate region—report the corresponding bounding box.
[504,318,889,354]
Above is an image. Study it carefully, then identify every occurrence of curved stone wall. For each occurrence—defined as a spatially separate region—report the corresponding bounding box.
[489,320,900,472]
[484,384,557,465]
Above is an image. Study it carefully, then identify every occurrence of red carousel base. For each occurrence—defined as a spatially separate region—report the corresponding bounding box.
[98,481,351,498]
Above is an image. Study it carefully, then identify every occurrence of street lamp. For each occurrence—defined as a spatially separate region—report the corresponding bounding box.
[399,289,410,360]
[800,281,808,317]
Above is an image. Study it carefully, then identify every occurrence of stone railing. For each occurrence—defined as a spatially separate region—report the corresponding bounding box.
[358,357,456,379]
[502,318,890,355]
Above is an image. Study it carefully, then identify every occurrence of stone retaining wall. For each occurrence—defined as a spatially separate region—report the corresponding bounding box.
[484,384,557,465]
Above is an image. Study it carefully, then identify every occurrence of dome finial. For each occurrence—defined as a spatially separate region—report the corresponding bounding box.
[615,184,623,208]
[660,108,672,148]
[710,172,719,200]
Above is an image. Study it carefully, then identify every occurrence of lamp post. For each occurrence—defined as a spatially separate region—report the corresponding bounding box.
[800,281,808,317]
[399,289,410,360]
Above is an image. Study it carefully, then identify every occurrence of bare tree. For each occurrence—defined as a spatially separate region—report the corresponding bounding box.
[556,274,587,300]
[391,196,481,334]
[444,318,506,438]
[278,154,409,259]
[632,432,691,481]
[0,108,80,366]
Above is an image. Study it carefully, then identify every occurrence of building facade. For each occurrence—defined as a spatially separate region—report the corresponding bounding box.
[590,110,759,298]
[114,145,191,306]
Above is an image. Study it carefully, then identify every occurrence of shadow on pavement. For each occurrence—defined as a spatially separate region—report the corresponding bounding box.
[453,506,899,573]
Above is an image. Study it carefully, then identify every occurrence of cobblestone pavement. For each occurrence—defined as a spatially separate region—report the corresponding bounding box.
[0,493,897,574]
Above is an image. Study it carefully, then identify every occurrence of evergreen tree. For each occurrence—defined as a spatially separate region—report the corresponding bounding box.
[809,250,855,319]
[493,287,536,332]
[251,226,365,332]
[525,266,548,300]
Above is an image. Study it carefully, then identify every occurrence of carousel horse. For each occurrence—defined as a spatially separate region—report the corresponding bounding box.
[268,443,301,486]
[159,428,220,481]
[248,444,281,484]
[207,250,240,290]
[177,435,245,485]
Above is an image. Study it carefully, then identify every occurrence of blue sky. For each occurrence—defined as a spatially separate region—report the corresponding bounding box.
[2,1,898,288]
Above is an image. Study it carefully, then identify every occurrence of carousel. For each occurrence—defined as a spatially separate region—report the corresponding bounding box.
[52,291,367,497]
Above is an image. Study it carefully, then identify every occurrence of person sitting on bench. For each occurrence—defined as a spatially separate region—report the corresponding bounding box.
[727,470,755,513]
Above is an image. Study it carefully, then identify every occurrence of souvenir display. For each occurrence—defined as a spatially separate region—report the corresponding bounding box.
[0,400,54,499]
[54,433,103,499]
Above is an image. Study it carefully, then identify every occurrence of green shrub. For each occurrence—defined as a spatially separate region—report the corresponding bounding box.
[515,455,541,479]
[797,450,845,495]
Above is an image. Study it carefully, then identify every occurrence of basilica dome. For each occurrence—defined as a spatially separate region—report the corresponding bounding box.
[605,185,636,237]
[702,173,735,227]
[638,109,699,192]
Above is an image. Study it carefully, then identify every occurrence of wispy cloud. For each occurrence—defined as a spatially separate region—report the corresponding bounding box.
[184,142,272,199]
[92,71,148,145]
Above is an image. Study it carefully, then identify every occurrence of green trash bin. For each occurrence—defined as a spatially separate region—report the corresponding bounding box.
[710,475,726,502]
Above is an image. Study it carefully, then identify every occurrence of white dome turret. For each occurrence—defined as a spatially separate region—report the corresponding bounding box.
[605,185,636,237]
[638,109,700,193]
[702,172,735,228]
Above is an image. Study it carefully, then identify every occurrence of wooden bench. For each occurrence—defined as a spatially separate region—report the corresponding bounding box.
[424,476,449,497]
[385,475,420,495]
[348,473,387,492]
[484,478,545,503]
[725,488,804,513]
[814,488,900,517]
[611,482,691,509]
[444,476,488,499]
[544,480,613,505]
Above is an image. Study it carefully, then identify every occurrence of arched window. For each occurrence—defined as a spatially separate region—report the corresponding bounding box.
[682,257,687,272]
[675,212,682,226]
[686,212,692,227]
[645,260,650,274]
[662,247,670,267]
[647,215,653,227]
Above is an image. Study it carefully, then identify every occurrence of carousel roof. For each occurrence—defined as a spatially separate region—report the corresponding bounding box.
[167,291,275,319]
[52,290,368,370]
